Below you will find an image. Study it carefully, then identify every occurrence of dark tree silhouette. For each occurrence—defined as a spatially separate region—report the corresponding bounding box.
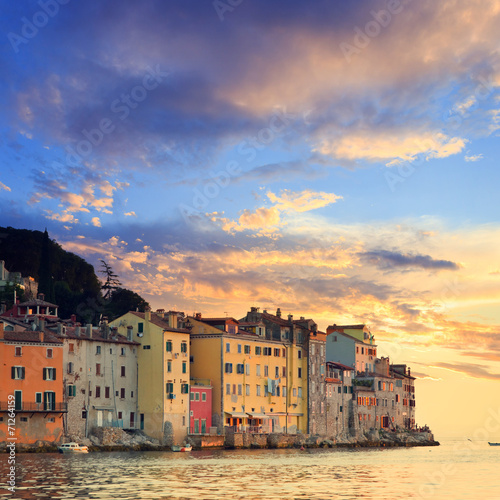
[99,260,122,299]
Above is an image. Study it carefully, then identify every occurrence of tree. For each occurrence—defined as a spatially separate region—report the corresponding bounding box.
[99,260,122,299]
[102,287,150,321]
[0,282,25,311]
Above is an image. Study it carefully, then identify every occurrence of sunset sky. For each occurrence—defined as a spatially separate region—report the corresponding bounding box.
[1,0,499,439]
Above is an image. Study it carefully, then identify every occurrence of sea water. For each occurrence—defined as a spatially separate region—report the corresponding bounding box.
[1,439,499,499]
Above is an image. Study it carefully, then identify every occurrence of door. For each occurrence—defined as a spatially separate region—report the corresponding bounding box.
[44,391,55,411]
[140,413,144,430]
[14,390,22,411]
[201,419,206,434]
[130,412,135,429]
[97,410,103,427]
[194,419,199,434]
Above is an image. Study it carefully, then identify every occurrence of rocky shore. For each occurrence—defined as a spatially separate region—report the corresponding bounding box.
[0,428,439,453]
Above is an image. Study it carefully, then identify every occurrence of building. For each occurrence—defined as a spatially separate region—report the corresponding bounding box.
[0,260,38,300]
[0,320,66,444]
[325,362,354,437]
[189,312,307,435]
[110,309,191,445]
[391,364,416,429]
[189,379,213,434]
[2,294,59,322]
[56,320,139,439]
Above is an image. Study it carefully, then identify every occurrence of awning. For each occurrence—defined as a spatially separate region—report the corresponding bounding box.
[92,406,114,411]
[265,412,304,417]
[224,411,248,418]
[247,412,268,418]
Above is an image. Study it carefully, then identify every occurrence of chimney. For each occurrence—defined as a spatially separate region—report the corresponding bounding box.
[39,316,45,332]
[156,309,165,318]
[86,323,92,338]
[145,306,151,321]
[70,314,77,324]
[100,317,109,339]
[127,325,133,342]
[57,323,66,336]
[38,293,45,301]
[75,325,81,337]
[168,311,178,329]
[276,308,281,318]
[251,307,259,313]
[288,314,293,322]
[195,312,202,320]
[111,326,118,340]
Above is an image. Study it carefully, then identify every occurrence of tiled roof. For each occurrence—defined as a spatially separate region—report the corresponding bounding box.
[17,298,59,308]
[129,311,191,333]
[327,361,354,371]
[3,329,62,344]
[261,312,291,327]
[59,326,139,345]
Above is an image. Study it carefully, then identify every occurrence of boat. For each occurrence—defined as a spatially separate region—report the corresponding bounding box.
[171,444,192,452]
[488,442,500,446]
[58,442,89,453]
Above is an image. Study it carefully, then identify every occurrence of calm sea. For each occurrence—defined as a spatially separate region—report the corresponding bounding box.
[1,439,499,499]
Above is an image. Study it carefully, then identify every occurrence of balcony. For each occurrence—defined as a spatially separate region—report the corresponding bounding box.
[0,402,68,413]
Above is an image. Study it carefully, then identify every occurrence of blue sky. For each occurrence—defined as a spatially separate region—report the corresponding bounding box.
[1,0,499,437]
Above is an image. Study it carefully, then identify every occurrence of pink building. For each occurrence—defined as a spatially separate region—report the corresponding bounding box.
[189,379,212,434]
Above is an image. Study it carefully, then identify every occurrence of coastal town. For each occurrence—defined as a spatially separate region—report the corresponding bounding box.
[0,259,435,450]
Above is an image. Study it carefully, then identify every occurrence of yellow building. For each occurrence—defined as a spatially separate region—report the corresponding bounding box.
[110,309,190,445]
[187,314,307,434]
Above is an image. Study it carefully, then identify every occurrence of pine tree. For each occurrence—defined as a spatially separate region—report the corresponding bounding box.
[99,260,122,299]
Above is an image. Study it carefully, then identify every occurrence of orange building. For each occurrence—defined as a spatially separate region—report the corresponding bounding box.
[0,320,66,444]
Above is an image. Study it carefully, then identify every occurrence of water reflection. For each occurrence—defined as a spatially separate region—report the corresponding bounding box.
[0,443,498,499]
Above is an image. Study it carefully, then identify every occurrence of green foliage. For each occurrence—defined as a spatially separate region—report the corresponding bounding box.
[0,282,25,310]
[353,378,373,388]
[102,287,150,321]
[99,260,122,299]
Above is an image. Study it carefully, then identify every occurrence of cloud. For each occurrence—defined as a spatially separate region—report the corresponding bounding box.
[431,362,500,380]
[359,250,460,271]
[464,153,484,162]
[91,217,101,227]
[124,211,137,217]
[0,182,11,191]
[267,189,342,213]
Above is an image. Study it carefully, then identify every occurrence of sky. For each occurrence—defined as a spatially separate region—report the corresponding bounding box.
[0,0,499,439]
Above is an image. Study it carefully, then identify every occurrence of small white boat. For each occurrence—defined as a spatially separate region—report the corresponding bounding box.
[58,442,89,453]
[171,444,192,452]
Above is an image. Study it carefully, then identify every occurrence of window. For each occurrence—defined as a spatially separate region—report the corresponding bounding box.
[166,382,174,393]
[96,386,101,398]
[190,392,195,401]
[110,348,113,354]
[255,346,261,355]
[275,366,279,378]
[264,365,269,377]
[181,342,187,353]
[237,363,244,374]
[46,348,53,358]
[226,343,230,353]
[338,386,341,394]
[264,347,272,356]
[69,343,74,353]
[43,391,55,410]
[282,366,286,378]
[238,384,242,396]
[11,366,25,380]
[282,348,286,357]
[15,346,22,357]
[105,387,110,398]
[256,365,261,376]
[120,388,125,399]
[202,392,207,402]
[238,344,242,354]
[264,384,269,396]
[138,322,144,333]
[293,388,297,397]
[121,347,126,356]
[298,350,302,359]
[121,366,126,377]
[143,345,151,349]
[244,345,251,354]
[20,417,28,422]
[282,386,286,398]
[181,384,189,394]
[232,384,236,394]
[195,392,200,401]
[245,364,250,376]
[167,361,172,372]
[274,348,280,357]
[95,364,101,376]
[298,367,302,378]
[67,385,76,397]
[225,363,233,373]
[67,362,73,374]
[82,411,87,419]
[96,345,101,355]
[182,362,187,374]
[35,393,42,404]
[298,387,302,398]
[276,386,280,397]
[166,341,172,352]
[43,367,56,380]
[226,384,231,395]
[256,385,261,396]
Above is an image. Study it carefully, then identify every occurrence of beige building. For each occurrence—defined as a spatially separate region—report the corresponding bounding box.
[110,309,191,446]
